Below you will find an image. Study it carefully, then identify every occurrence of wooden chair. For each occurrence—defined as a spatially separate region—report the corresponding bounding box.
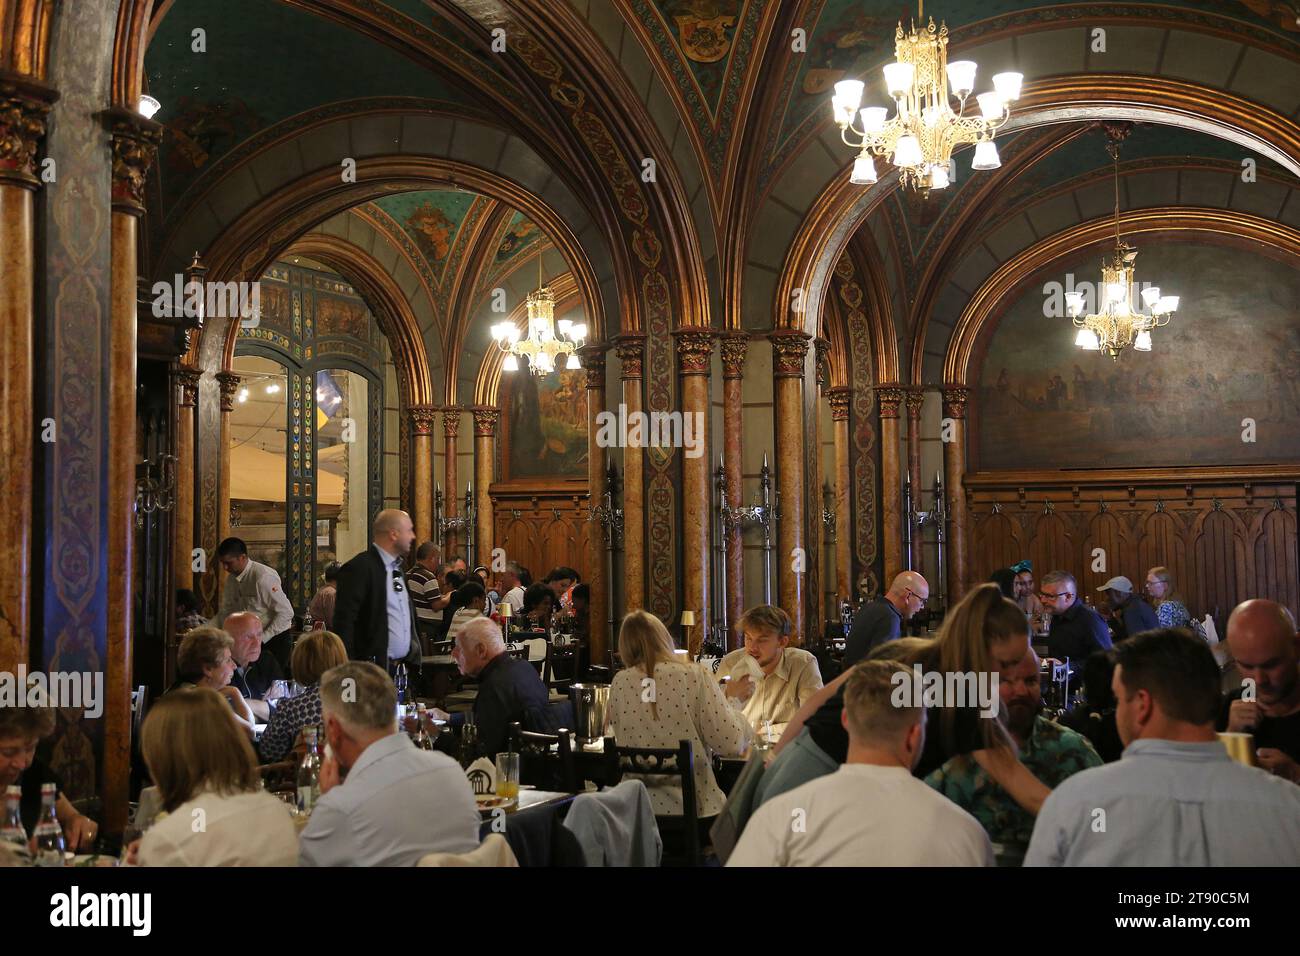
[543,641,581,692]
[430,639,455,656]
[610,739,700,866]
[509,722,577,792]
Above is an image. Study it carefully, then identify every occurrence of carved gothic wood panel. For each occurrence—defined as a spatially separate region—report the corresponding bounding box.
[491,485,590,586]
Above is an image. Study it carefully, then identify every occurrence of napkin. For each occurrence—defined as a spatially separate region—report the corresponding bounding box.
[465,757,497,791]
[737,653,764,682]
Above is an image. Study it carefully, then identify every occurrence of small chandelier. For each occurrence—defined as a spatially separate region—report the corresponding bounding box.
[831,1,1022,193]
[1067,128,1179,360]
[491,253,585,375]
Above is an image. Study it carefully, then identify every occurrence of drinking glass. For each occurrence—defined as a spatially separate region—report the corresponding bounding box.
[495,752,520,800]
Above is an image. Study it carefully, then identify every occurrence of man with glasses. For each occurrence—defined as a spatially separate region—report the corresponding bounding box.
[333,509,423,678]
[1040,570,1111,669]
[844,571,930,666]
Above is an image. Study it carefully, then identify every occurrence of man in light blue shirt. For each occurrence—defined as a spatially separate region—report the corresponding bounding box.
[300,661,480,867]
[1027,628,1300,866]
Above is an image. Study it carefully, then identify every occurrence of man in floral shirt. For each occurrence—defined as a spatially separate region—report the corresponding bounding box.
[926,647,1101,850]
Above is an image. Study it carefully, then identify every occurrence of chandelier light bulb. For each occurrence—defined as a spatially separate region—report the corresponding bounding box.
[992,72,1023,101]
[1106,281,1127,306]
[971,139,1001,170]
[1140,286,1162,309]
[894,134,923,169]
[238,388,249,403]
[929,164,950,190]
[833,79,865,112]
[566,353,582,371]
[1133,330,1153,351]
[977,91,1004,121]
[883,61,915,98]
[859,107,888,134]
[850,151,878,185]
[1075,329,1100,350]
[265,383,280,395]
[557,318,572,336]
[1065,291,1086,316]
[1158,295,1179,313]
[831,95,854,126]
[946,60,977,98]
[572,323,587,341]
[503,354,518,372]
[138,94,161,119]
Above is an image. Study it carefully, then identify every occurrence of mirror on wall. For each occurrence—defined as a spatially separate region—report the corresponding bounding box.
[228,353,289,579]
[314,368,369,578]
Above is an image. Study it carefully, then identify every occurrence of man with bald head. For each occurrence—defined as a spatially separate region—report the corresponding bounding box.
[333,509,422,677]
[223,611,283,721]
[1220,599,1300,783]
[844,571,929,665]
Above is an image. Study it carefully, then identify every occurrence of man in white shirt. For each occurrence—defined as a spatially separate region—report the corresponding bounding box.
[299,661,481,866]
[499,562,527,616]
[717,604,823,731]
[728,659,992,867]
[215,537,295,673]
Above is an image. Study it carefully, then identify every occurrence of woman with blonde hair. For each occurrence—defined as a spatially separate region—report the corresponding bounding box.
[137,688,299,866]
[606,610,749,820]
[258,630,349,763]
[1144,566,1190,629]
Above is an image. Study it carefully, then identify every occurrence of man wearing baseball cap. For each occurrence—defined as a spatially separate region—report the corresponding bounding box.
[1097,575,1159,643]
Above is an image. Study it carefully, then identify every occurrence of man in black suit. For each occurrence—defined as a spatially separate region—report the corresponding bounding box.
[333,509,422,678]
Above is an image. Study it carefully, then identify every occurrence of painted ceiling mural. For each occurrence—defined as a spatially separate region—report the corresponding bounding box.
[144,0,471,219]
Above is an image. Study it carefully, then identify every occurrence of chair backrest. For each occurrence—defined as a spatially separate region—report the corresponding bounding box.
[611,739,698,865]
[506,644,530,664]
[431,639,455,656]
[543,641,581,690]
[509,721,577,792]
[419,833,519,867]
[130,685,149,748]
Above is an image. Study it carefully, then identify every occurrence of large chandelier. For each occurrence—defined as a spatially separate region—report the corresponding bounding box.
[830,1,1022,193]
[491,253,586,375]
[1066,129,1179,360]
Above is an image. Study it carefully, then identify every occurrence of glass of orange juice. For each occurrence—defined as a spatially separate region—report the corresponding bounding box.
[495,752,520,800]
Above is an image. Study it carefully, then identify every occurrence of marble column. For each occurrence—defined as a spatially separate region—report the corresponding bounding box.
[674,328,714,657]
[812,338,829,629]
[442,407,460,556]
[580,344,610,663]
[0,78,53,676]
[472,406,498,567]
[719,333,747,647]
[173,365,201,592]
[942,385,971,603]
[905,387,925,571]
[615,334,645,611]
[770,331,809,640]
[828,387,853,606]
[876,385,904,584]
[106,109,161,836]
[408,404,437,548]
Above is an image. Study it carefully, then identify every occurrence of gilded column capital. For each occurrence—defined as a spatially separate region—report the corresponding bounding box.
[876,384,904,419]
[673,327,714,376]
[769,330,811,379]
[719,333,749,379]
[941,385,972,420]
[904,387,926,418]
[472,406,501,437]
[813,336,831,390]
[614,333,646,380]
[407,403,438,436]
[828,386,852,422]
[175,364,202,408]
[105,106,162,217]
[442,406,461,439]
[216,371,241,413]
[578,343,608,388]
[0,76,56,189]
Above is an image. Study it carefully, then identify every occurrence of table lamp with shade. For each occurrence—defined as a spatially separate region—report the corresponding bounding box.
[679,610,696,656]
[498,599,513,636]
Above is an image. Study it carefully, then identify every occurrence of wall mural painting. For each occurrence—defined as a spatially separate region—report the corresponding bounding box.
[504,369,589,480]
[495,213,539,263]
[975,240,1300,470]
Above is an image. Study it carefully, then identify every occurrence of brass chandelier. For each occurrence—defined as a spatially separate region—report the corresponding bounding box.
[1067,130,1179,359]
[831,0,1022,192]
[491,252,585,375]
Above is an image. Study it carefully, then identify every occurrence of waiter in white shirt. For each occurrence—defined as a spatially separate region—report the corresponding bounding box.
[214,537,296,674]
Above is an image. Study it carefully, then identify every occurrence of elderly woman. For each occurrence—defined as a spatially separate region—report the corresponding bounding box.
[172,626,257,737]
[137,689,298,866]
[0,704,99,852]
[1144,566,1191,629]
[258,630,349,763]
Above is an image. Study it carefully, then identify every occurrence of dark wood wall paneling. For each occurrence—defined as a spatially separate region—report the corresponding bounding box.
[491,482,591,585]
[964,471,1298,629]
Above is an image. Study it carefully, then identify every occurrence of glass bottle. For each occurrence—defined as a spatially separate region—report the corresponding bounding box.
[33,783,66,866]
[2,785,30,863]
[394,662,408,705]
[413,703,433,750]
[459,719,478,769]
[297,727,322,814]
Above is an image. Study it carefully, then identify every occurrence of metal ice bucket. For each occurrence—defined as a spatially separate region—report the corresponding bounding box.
[568,683,610,743]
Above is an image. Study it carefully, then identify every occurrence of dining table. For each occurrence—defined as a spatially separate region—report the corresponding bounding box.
[479,788,584,866]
